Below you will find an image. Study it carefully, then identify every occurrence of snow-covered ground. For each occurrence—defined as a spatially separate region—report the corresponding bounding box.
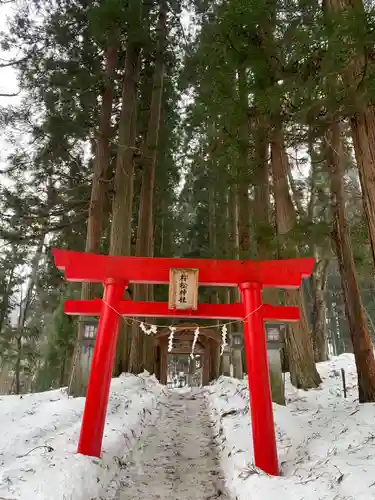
[1,354,374,500]
[0,373,165,500]
[114,389,228,500]
[208,353,375,500]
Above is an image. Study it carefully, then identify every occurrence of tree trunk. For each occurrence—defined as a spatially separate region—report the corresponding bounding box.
[311,258,329,362]
[270,125,321,388]
[15,336,21,395]
[307,131,330,362]
[109,0,143,377]
[128,1,167,374]
[13,230,46,394]
[327,294,338,356]
[350,111,375,266]
[208,181,217,257]
[287,159,304,216]
[87,44,117,257]
[364,303,375,340]
[283,288,321,388]
[327,120,375,403]
[228,183,243,349]
[18,235,46,330]
[237,65,252,259]
[59,350,67,387]
[252,124,285,399]
[229,183,240,260]
[253,124,270,258]
[110,2,142,257]
[70,44,118,396]
[270,127,296,239]
[323,0,375,268]
[237,179,251,256]
[253,122,279,306]
[0,264,15,335]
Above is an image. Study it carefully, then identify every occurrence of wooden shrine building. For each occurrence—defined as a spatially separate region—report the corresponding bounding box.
[154,323,221,386]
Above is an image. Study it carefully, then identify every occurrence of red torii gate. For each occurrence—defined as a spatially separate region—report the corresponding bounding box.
[53,248,315,477]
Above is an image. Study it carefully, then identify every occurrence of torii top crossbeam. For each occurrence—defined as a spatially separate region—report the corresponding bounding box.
[53,249,314,288]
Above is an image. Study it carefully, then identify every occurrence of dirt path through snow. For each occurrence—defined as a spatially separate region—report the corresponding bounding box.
[115,389,230,500]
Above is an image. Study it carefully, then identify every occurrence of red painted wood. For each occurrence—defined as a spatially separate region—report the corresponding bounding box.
[262,304,300,322]
[239,282,279,476]
[77,279,125,458]
[64,299,244,319]
[53,248,315,288]
[63,298,300,322]
[53,247,315,477]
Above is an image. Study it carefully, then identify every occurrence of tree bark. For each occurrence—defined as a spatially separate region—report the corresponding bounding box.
[208,181,217,257]
[0,263,15,335]
[286,159,304,216]
[350,110,375,266]
[18,235,45,330]
[109,0,143,377]
[14,230,46,394]
[70,44,118,396]
[229,183,240,260]
[253,123,270,258]
[311,258,329,362]
[110,45,141,256]
[327,120,375,402]
[253,122,279,308]
[307,129,330,362]
[270,127,296,238]
[128,1,167,374]
[323,0,375,268]
[270,125,321,389]
[15,336,21,395]
[59,350,67,387]
[86,44,117,257]
[237,65,252,258]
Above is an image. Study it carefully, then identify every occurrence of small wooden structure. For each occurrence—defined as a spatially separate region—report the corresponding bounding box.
[154,323,221,386]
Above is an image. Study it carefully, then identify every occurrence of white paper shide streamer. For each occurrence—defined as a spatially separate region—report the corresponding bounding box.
[140,322,157,335]
[220,324,228,356]
[168,326,176,352]
[190,327,199,359]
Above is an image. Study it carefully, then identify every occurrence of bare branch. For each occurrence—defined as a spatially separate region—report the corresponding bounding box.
[0,90,21,97]
[0,55,30,68]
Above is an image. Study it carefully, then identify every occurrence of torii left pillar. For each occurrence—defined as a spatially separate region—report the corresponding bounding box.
[77,278,126,457]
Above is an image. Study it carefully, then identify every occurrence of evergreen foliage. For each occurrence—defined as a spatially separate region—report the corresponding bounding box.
[1,0,375,396]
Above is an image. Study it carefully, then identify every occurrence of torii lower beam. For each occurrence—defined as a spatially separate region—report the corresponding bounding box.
[64,298,300,322]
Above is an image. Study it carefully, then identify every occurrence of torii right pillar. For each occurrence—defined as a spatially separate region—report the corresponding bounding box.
[239,271,312,476]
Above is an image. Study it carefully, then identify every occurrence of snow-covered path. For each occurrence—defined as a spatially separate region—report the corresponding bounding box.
[115,389,230,500]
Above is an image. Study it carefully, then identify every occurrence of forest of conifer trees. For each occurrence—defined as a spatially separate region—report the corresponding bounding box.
[1,0,375,403]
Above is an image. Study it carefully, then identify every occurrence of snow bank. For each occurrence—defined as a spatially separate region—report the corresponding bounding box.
[207,354,375,500]
[0,372,165,500]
